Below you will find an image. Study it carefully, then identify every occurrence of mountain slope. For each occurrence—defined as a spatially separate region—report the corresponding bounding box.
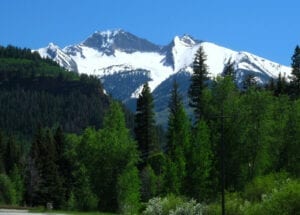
[37,29,291,122]
[0,45,110,135]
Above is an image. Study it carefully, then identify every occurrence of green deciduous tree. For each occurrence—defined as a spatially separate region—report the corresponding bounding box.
[279,100,300,177]
[71,164,98,211]
[238,89,274,183]
[117,164,141,214]
[186,120,213,201]
[75,102,141,212]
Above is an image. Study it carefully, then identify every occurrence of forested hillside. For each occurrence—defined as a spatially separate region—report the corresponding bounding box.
[0,45,110,136]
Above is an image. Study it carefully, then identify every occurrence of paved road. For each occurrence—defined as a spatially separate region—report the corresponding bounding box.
[0,209,64,215]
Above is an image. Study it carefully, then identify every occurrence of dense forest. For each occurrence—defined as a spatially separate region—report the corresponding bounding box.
[0,45,299,215]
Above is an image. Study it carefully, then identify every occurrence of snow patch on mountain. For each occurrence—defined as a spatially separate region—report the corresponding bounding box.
[36,30,291,101]
[64,44,175,91]
[38,43,78,72]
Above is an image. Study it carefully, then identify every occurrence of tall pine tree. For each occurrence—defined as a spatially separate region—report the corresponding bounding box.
[222,60,235,80]
[26,127,64,208]
[188,46,209,121]
[165,81,190,195]
[290,45,300,98]
[135,83,158,162]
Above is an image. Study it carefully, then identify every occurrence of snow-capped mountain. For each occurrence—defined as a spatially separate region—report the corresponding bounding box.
[38,43,78,72]
[37,29,291,121]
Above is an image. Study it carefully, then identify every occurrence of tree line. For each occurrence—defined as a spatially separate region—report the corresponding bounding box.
[0,45,299,214]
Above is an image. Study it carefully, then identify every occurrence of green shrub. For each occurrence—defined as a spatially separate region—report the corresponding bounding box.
[161,194,185,214]
[143,197,163,215]
[245,179,300,215]
[206,174,300,215]
[170,199,206,215]
[243,172,288,202]
[206,192,247,215]
[143,195,205,215]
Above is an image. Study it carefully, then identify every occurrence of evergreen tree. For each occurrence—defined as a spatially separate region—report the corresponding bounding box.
[26,126,43,206]
[0,173,16,205]
[266,78,276,93]
[135,83,158,162]
[275,72,287,96]
[53,126,72,203]
[165,81,190,195]
[290,45,300,98]
[9,165,24,205]
[222,60,235,80]
[4,136,20,174]
[26,127,64,208]
[242,74,258,90]
[36,129,64,208]
[0,130,5,173]
[188,46,209,120]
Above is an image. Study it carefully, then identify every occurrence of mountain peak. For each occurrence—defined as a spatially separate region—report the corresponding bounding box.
[179,34,198,45]
[82,29,161,55]
[173,34,200,47]
[47,42,60,50]
[94,29,124,37]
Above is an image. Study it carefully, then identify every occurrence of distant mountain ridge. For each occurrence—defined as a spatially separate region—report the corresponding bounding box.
[37,29,291,123]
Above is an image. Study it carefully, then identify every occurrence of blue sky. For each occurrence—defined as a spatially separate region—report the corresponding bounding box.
[1,0,299,66]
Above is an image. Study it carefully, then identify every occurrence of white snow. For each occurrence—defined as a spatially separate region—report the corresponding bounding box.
[38,43,75,71]
[172,36,201,72]
[67,45,175,91]
[36,31,292,98]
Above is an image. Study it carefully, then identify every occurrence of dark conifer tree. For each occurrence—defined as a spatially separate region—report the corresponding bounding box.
[289,45,300,98]
[53,126,72,203]
[26,126,43,206]
[188,46,209,120]
[223,60,235,80]
[26,127,64,208]
[0,130,5,173]
[266,78,276,93]
[4,135,20,174]
[37,129,64,208]
[134,83,157,162]
[242,74,258,90]
[275,72,287,96]
[165,81,190,194]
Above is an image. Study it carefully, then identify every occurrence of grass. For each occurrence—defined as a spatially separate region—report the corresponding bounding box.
[49,212,116,215]
[29,209,117,215]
